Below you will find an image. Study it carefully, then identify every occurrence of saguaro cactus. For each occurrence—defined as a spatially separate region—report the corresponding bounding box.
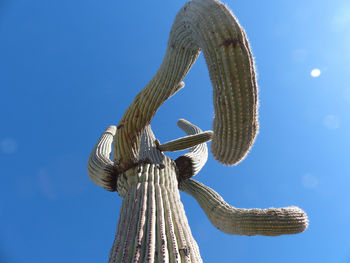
[87,0,308,262]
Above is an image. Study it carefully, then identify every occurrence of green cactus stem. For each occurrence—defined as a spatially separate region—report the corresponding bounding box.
[113,0,258,171]
[87,0,309,262]
[179,179,309,236]
[110,125,202,263]
[175,119,210,180]
[87,126,117,191]
[157,131,213,152]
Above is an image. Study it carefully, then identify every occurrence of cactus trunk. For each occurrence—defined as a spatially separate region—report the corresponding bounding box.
[109,162,201,263]
[109,126,202,263]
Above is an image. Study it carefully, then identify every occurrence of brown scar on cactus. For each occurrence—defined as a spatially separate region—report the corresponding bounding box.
[87,0,308,262]
[220,38,243,48]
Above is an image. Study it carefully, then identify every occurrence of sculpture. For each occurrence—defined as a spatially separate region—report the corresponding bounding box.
[87,0,309,262]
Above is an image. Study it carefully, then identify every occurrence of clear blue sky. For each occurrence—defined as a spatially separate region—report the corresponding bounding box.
[1,0,349,262]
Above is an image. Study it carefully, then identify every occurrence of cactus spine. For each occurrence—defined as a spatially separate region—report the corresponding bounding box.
[87,0,308,262]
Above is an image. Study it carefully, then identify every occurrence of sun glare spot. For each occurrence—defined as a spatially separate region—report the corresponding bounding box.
[323,114,340,129]
[342,88,350,103]
[37,169,56,199]
[310,69,321,78]
[1,138,18,154]
[302,174,319,189]
[331,5,350,32]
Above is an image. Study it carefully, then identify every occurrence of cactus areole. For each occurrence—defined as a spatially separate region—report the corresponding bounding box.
[87,0,309,262]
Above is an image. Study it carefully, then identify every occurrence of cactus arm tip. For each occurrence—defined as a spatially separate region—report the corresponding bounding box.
[87,126,118,192]
[174,119,211,180]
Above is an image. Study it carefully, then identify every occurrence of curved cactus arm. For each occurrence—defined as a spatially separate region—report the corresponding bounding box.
[179,178,309,236]
[157,131,213,152]
[175,119,210,180]
[113,0,258,171]
[87,126,118,192]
